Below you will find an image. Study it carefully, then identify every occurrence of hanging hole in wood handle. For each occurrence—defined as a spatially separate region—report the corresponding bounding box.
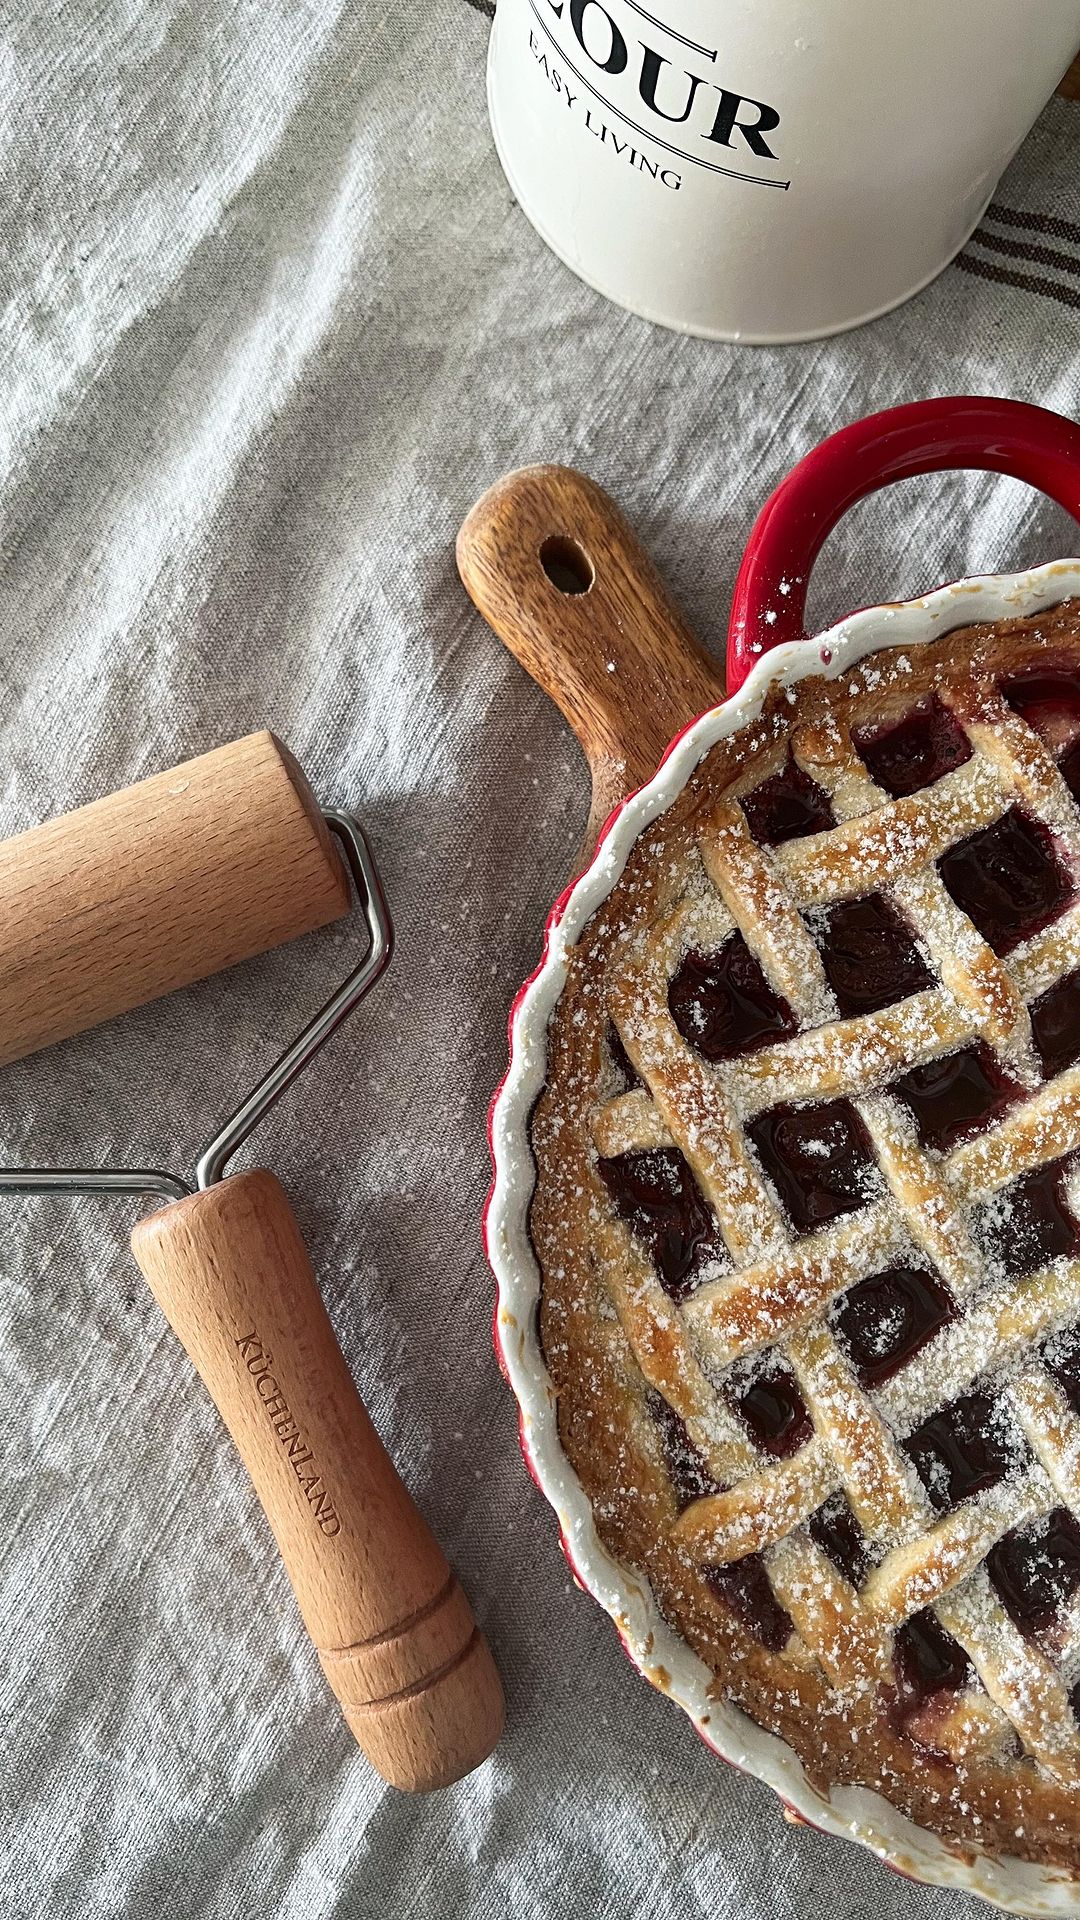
[539,534,595,596]
[458,464,724,833]
[130,1170,505,1792]
[727,396,1080,691]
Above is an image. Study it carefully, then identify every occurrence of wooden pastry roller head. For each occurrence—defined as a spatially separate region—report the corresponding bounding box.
[0,736,503,1791]
[0,731,350,1069]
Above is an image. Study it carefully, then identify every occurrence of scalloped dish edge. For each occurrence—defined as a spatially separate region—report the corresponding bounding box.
[486,560,1080,1917]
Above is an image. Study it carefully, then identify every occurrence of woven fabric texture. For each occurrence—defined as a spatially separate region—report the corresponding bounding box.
[2,6,1080,1915]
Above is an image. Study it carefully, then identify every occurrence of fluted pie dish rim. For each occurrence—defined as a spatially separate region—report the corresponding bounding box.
[486,558,1080,1917]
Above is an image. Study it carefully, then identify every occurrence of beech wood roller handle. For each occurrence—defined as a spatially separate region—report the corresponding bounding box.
[130,1170,504,1791]
[0,732,350,1069]
[457,464,725,829]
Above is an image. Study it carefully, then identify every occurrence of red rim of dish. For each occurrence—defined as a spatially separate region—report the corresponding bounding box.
[726,395,1080,691]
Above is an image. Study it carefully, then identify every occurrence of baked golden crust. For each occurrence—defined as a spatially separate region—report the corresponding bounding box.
[533,599,1080,1870]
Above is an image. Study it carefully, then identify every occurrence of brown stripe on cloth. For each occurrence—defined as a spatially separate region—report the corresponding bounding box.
[985,203,1080,249]
[956,196,1080,313]
[1060,51,1080,99]
[976,227,1080,278]
[955,251,1080,313]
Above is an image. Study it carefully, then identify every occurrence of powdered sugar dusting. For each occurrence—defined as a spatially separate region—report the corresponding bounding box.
[504,587,1080,1884]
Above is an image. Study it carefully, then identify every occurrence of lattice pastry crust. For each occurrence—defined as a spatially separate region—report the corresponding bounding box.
[532,600,1080,1870]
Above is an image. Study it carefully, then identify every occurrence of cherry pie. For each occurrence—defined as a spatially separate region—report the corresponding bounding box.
[531,601,1080,1869]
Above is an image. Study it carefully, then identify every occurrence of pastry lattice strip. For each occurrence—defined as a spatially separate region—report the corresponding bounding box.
[593,689,1080,1780]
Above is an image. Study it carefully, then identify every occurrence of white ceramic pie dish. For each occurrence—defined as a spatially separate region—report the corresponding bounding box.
[485,553,1080,1917]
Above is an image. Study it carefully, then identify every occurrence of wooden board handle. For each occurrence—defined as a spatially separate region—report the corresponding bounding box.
[457,464,724,833]
[130,1170,504,1791]
[0,732,350,1069]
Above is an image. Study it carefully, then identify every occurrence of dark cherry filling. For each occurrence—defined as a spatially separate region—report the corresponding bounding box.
[894,1609,973,1707]
[854,698,971,798]
[889,1043,1022,1154]
[741,753,835,846]
[1030,969,1080,1079]
[747,1099,879,1233]
[598,1149,721,1301]
[704,1556,793,1653]
[938,808,1073,956]
[832,1265,955,1388]
[986,1507,1080,1637]
[727,1355,812,1458]
[1070,1678,1080,1729]
[814,893,933,1018]
[667,936,797,1062]
[904,1389,1025,1514]
[1044,1326,1080,1417]
[607,1023,640,1090]
[648,1396,793,1651]
[1001,668,1080,755]
[973,1160,1080,1282]
[646,1390,719,1510]
[808,1492,876,1589]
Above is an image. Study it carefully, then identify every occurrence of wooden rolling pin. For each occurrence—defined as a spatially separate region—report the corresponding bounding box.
[0,732,350,1068]
[132,1173,504,1791]
[0,735,504,1788]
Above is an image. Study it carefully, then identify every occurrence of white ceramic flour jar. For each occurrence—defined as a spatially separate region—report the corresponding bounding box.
[487,0,1080,341]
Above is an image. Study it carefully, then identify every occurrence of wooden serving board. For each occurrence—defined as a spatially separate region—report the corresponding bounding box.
[457,465,724,847]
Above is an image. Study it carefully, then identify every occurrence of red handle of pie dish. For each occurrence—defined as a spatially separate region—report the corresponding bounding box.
[726,397,1080,693]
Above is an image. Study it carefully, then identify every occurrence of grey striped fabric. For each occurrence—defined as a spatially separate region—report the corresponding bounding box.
[960,204,1080,312]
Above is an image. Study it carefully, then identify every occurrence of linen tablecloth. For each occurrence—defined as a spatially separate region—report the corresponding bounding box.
[3,6,1080,1915]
